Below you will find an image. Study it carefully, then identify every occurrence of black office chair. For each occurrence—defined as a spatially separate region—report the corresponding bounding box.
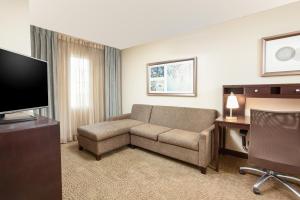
[240,109,300,197]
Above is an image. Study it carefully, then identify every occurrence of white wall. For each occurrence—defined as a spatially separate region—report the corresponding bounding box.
[0,0,30,55]
[122,2,300,152]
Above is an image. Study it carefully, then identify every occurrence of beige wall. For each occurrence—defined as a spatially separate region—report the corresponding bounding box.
[122,2,300,152]
[0,0,30,55]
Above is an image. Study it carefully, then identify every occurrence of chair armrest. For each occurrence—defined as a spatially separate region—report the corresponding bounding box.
[198,125,215,168]
[106,113,131,121]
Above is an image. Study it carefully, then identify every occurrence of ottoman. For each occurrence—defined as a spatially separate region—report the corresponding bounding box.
[77,119,144,160]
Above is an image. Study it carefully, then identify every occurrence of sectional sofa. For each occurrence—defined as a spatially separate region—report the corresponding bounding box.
[77,104,217,174]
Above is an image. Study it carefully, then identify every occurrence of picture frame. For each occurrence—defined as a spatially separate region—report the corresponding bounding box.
[261,31,300,76]
[147,57,197,96]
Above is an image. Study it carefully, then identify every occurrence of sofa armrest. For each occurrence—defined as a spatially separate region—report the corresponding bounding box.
[106,113,131,121]
[198,125,215,168]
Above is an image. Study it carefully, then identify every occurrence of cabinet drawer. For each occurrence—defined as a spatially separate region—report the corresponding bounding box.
[245,87,270,96]
[281,86,300,95]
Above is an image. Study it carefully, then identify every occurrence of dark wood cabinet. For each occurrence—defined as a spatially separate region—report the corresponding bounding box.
[224,83,300,99]
[244,86,270,97]
[281,85,300,96]
[0,117,62,200]
[223,83,300,116]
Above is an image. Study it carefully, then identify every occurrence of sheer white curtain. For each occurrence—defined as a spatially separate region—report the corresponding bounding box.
[57,34,105,143]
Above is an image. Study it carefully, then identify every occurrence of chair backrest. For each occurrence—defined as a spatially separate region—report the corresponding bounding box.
[149,105,217,132]
[130,104,153,123]
[249,109,300,175]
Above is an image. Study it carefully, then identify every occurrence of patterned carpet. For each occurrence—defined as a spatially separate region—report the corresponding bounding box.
[61,142,298,200]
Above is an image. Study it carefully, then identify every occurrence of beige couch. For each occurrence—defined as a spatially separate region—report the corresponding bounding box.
[78,104,217,174]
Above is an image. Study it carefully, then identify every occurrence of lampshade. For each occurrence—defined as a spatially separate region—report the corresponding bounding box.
[226,92,239,109]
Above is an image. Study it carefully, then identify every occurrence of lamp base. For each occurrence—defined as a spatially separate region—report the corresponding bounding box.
[226,116,237,120]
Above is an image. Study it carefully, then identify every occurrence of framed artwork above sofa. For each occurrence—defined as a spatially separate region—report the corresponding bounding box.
[146,57,197,96]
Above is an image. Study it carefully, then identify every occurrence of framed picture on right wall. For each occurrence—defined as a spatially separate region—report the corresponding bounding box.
[262,31,300,76]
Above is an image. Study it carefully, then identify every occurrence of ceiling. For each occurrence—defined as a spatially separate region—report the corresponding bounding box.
[29,0,298,49]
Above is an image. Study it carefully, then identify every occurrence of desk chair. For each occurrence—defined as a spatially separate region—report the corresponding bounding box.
[240,109,300,197]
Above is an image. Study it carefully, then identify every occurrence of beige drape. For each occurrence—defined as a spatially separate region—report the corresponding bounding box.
[57,34,105,143]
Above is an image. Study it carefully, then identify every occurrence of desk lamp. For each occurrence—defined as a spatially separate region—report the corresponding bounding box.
[226,92,239,120]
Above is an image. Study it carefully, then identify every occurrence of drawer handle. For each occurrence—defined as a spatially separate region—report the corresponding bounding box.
[254,89,259,93]
[296,89,300,93]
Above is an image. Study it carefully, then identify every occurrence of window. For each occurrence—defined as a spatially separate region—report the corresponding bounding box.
[70,56,90,109]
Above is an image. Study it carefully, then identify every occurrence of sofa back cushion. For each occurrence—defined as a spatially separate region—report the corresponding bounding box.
[130,104,153,122]
[149,106,217,132]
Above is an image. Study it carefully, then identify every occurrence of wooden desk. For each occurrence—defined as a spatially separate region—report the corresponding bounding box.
[214,116,250,171]
[217,83,300,171]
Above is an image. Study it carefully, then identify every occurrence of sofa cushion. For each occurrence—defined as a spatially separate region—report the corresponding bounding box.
[149,106,217,132]
[130,104,153,123]
[78,119,144,141]
[158,129,201,151]
[130,123,171,141]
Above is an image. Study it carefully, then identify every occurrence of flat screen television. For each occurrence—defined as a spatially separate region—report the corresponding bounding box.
[0,48,48,117]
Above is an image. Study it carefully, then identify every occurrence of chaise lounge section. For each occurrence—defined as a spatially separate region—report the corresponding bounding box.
[77,104,152,160]
[78,104,217,174]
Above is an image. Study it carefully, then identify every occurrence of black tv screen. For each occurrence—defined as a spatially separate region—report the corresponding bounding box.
[0,48,48,114]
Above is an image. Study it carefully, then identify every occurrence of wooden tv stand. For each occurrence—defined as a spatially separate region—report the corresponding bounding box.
[0,117,62,200]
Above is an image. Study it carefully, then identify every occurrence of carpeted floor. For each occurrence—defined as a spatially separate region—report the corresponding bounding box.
[61,142,298,200]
